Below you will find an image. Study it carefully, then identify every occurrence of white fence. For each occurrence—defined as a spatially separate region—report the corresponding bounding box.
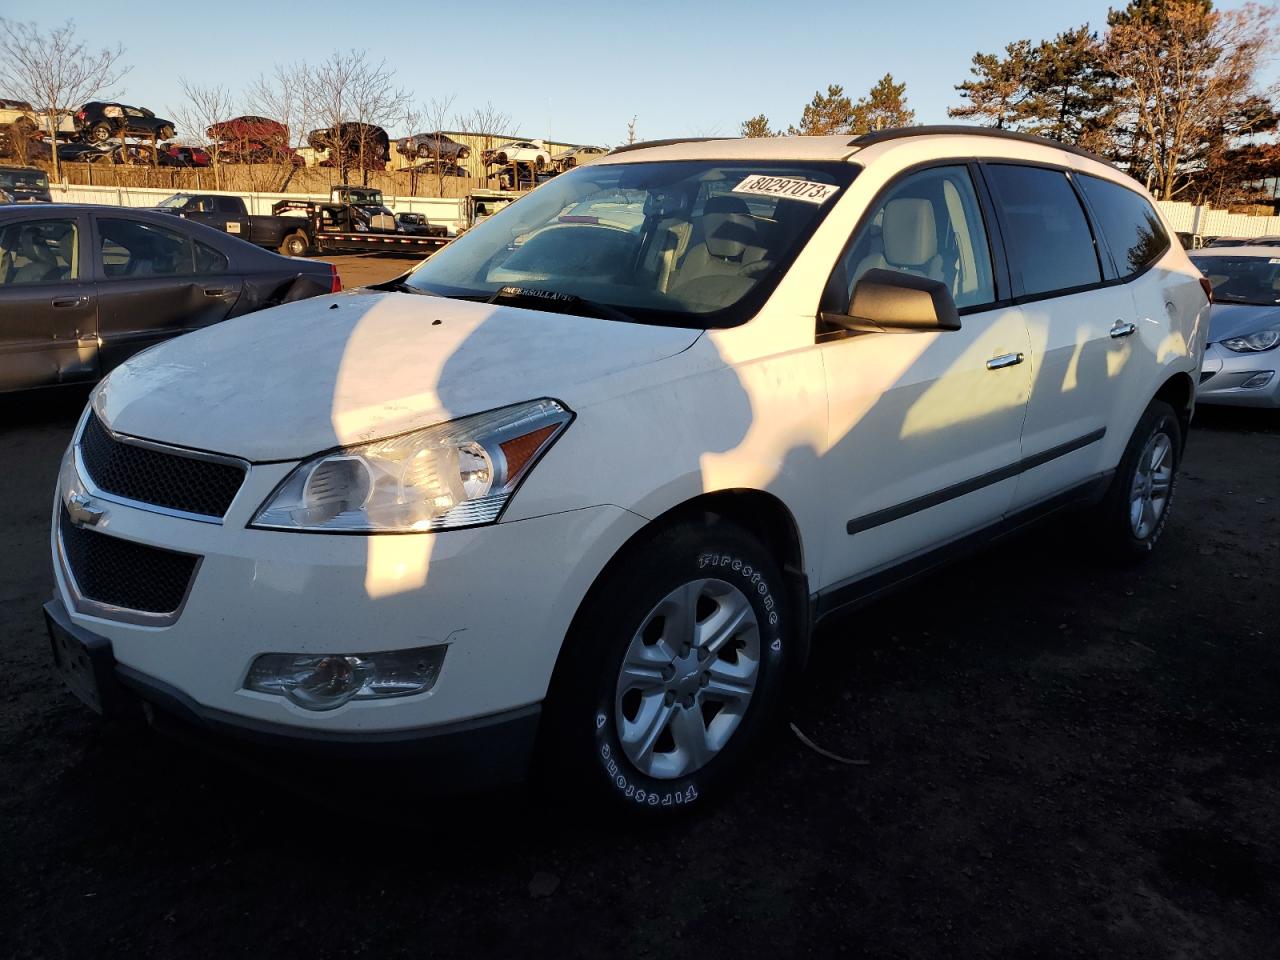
[1158,201,1280,239]
[47,182,467,232]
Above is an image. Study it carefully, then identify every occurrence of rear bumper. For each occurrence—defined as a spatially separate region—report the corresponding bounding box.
[44,597,541,787]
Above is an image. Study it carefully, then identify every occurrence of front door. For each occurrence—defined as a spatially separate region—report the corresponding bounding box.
[92,214,244,373]
[0,213,98,391]
[818,164,1031,589]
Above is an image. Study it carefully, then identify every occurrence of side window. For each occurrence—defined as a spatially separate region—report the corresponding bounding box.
[98,219,195,279]
[832,165,996,312]
[1076,174,1169,277]
[984,165,1101,296]
[0,219,79,286]
[194,240,228,274]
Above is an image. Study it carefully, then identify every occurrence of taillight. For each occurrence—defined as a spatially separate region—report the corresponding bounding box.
[75,110,86,121]
[329,265,342,293]
[1199,276,1213,303]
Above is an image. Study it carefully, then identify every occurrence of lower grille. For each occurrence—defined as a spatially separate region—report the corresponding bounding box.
[60,506,200,615]
[1199,369,1217,384]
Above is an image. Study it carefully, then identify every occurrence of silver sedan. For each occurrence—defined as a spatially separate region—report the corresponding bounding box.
[1190,247,1280,408]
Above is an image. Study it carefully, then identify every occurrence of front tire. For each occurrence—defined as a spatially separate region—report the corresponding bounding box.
[542,520,792,814]
[87,123,112,143]
[1094,399,1181,559]
[158,125,175,141]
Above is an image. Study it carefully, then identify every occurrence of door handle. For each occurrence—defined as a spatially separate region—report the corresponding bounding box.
[986,352,1024,371]
[1110,320,1137,339]
[202,288,231,298]
[51,295,87,308]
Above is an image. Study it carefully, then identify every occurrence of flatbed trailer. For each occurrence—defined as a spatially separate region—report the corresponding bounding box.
[271,193,454,257]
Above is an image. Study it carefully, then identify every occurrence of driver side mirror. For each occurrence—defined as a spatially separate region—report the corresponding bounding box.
[823,268,962,335]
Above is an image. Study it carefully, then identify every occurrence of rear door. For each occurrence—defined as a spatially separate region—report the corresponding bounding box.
[92,214,245,372]
[0,211,98,391]
[981,163,1135,509]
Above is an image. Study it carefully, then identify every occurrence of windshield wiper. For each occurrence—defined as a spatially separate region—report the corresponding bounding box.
[371,278,442,296]
[486,285,636,322]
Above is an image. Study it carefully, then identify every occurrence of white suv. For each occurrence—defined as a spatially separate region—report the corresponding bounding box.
[46,129,1208,812]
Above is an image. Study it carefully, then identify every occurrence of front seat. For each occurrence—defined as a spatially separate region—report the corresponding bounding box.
[9,228,59,284]
[855,197,944,283]
[670,196,774,306]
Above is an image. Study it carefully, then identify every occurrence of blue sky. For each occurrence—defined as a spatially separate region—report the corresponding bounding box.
[16,0,1278,145]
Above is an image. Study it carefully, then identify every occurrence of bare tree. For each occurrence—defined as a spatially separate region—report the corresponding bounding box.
[303,51,361,184]
[1105,0,1278,198]
[0,18,128,181]
[423,94,456,197]
[457,101,514,188]
[171,79,235,190]
[347,53,408,186]
[626,116,638,144]
[246,65,311,192]
[397,103,423,196]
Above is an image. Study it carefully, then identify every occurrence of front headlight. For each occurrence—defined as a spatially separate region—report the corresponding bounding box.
[250,398,571,533]
[1221,329,1280,352]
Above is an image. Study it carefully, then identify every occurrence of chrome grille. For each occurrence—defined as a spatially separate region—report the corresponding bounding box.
[79,413,245,519]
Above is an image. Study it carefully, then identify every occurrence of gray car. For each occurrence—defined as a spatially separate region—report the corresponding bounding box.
[1190,247,1280,407]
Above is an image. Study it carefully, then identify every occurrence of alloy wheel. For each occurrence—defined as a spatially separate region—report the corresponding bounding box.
[614,578,761,780]
[1129,431,1173,539]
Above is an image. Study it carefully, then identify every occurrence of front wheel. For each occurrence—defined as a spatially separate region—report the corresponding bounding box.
[1093,399,1182,560]
[87,123,113,143]
[542,521,792,814]
[158,125,175,141]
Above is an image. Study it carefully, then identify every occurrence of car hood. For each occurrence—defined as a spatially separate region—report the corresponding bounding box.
[1208,302,1280,343]
[95,291,701,462]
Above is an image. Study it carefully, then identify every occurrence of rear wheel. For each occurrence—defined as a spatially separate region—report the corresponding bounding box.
[87,123,112,143]
[279,231,310,257]
[541,520,792,814]
[1093,399,1181,560]
[158,125,175,141]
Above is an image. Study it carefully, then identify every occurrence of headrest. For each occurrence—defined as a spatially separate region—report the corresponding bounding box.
[703,195,756,260]
[643,190,690,218]
[882,198,937,267]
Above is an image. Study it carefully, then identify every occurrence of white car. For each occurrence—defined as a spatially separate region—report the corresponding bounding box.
[483,139,551,168]
[1188,246,1280,407]
[46,129,1208,813]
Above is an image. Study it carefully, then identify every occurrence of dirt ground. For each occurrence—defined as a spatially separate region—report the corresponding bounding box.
[1,358,1277,957]
[324,252,421,288]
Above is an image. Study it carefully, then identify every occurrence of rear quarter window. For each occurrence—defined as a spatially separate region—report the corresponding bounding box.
[984,164,1102,298]
[1077,174,1169,278]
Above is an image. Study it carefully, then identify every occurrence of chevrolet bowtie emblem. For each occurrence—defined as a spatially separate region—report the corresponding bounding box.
[66,492,105,526]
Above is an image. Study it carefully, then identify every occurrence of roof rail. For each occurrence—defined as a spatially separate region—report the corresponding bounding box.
[848,125,1115,167]
[608,137,725,155]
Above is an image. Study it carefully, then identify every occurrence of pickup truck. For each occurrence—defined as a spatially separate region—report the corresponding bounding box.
[152,193,313,255]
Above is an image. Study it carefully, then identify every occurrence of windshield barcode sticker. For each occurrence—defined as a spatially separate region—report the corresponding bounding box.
[732,175,839,204]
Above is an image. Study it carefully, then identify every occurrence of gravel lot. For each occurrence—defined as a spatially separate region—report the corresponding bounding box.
[2,297,1277,957]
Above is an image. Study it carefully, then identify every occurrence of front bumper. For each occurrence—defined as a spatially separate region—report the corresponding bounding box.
[51,439,646,741]
[1196,342,1280,408]
[45,598,540,783]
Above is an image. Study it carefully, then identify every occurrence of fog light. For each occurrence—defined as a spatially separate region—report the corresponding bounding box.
[245,646,447,711]
[1241,371,1274,389]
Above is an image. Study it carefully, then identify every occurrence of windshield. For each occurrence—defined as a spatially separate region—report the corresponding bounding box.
[1192,255,1280,306]
[0,170,49,192]
[156,193,193,209]
[346,189,382,205]
[403,159,856,326]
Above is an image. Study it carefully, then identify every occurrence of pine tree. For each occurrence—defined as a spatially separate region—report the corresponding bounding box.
[949,40,1035,129]
[1022,26,1118,152]
[849,73,915,134]
[740,114,775,138]
[787,85,853,136]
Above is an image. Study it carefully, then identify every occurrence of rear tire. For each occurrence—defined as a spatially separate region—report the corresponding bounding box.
[540,520,792,815]
[279,231,310,257]
[158,125,175,141]
[1093,399,1181,560]
[88,123,112,143]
